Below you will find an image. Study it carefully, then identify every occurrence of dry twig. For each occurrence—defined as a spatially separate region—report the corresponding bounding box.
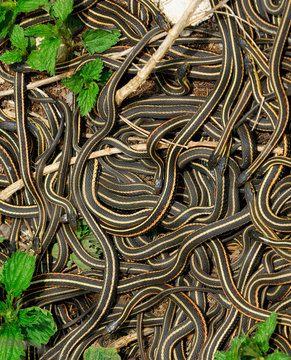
[115,0,205,105]
[115,0,230,105]
[0,72,72,98]
[107,328,154,349]
[0,140,283,202]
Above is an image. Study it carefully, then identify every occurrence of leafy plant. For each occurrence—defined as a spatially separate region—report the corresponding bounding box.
[62,58,105,116]
[0,24,35,65]
[52,219,102,270]
[215,313,291,360]
[0,0,50,39]
[0,0,74,75]
[83,344,121,360]
[0,250,57,360]
[0,0,120,115]
[82,29,121,55]
[62,29,118,116]
[75,218,92,240]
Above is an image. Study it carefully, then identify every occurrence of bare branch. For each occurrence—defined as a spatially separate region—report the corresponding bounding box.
[0,71,72,98]
[0,140,283,201]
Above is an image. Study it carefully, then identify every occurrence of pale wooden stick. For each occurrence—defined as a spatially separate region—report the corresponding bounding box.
[0,71,72,98]
[115,0,231,106]
[119,115,188,149]
[251,96,265,131]
[115,0,203,106]
[0,140,283,201]
[107,328,154,349]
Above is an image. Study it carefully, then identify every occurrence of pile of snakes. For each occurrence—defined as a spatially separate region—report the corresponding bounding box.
[0,0,290,359]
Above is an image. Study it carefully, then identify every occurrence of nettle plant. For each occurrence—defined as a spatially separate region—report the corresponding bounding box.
[0,0,121,115]
[215,313,291,360]
[0,250,56,360]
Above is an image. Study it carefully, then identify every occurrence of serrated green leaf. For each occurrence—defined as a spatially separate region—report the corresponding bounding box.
[255,313,277,353]
[214,351,230,360]
[84,345,121,360]
[265,350,291,360]
[9,24,28,50]
[0,236,6,243]
[27,36,61,75]
[0,10,15,38]
[26,49,44,71]
[82,29,121,54]
[215,335,247,360]
[80,59,103,83]
[53,0,73,21]
[0,249,35,299]
[0,49,25,64]
[0,323,25,360]
[78,82,99,116]
[14,0,50,14]
[19,307,57,347]
[25,23,58,37]
[62,71,84,94]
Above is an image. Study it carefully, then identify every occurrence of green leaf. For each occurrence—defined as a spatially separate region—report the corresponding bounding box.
[27,36,61,75]
[0,9,7,23]
[51,243,59,259]
[83,345,121,360]
[0,236,5,243]
[69,253,91,270]
[0,10,15,38]
[14,0,50,14]
[0,49,24,64]
[52,0,73,21]
[0,249,35,299]
[215,335,247,360]
[78,82,99,116]
[19,307,57,347]
[0,301,6,315]
[255,313,277,353]
[265,350,291,360]
[25,23,58,37]
[0,323,25,360]
[81,234,102,259]
[0,2,16,11]
[229,336,248,359]
[80,59,103,83]
[214,351,230,360]
[82,29,121,54]
[62,71,84,94]
[27,36,36,52]
[98,69,113,85]
[241,338,262,358]
[75,219,91,240]
[9,24,28,50]
[68,232,103,269]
